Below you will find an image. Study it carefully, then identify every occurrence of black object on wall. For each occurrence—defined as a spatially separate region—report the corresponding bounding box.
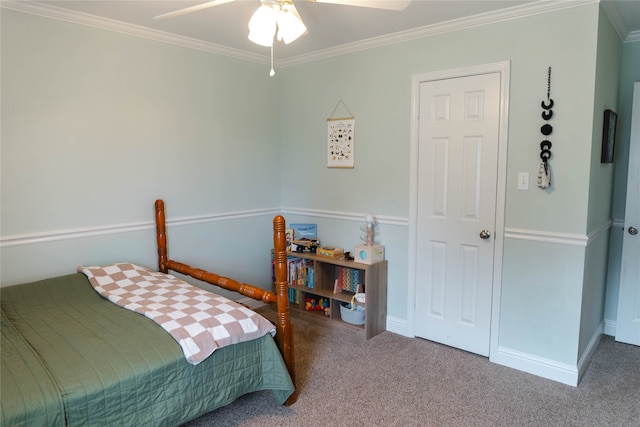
[601,109,617,163]
[538,67,553,189]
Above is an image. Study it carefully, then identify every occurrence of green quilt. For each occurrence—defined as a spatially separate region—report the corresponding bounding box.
[1,273,294,427]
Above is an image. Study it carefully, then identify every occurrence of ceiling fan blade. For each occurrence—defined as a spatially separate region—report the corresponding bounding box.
[313,0,411,11]
[154,0,236,20]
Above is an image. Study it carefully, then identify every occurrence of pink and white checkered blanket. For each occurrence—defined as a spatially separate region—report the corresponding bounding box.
[78,263,275,365]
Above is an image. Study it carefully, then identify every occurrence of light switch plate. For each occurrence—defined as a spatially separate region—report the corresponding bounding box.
[518,172,529,190]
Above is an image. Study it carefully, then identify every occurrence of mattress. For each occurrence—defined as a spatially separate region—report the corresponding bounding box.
[1,273,294,426]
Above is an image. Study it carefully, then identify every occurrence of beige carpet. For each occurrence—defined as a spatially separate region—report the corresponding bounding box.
[183,308,640,426]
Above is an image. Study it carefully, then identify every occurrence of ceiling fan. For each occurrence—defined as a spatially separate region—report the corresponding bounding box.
[155,0,411,48]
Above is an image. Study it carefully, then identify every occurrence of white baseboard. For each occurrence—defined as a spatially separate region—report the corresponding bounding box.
[369,316,607,388]
[490,325,603,387]
[577,324,603,383]
[256,305,604,388]
[491,347,580,386]
[604,318,617,336]
[385,315,411,337]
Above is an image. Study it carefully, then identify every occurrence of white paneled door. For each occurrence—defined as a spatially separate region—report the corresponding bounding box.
[616,82,640,346]
[414,72,500,357]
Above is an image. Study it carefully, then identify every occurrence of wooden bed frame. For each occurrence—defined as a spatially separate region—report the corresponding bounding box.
[154,199,295,397]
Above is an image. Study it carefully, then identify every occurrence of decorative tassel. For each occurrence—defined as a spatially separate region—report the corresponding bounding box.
[537,162,551,189]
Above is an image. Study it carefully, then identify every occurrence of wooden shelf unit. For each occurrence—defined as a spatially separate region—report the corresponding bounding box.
[283,251,387,339]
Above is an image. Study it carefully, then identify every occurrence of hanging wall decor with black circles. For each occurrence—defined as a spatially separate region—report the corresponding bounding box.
[538,67,553,189]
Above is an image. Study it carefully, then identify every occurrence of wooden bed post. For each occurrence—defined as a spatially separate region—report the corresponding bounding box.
[273,215,295,386]
[155,199,168,274]
[155,199,297,405]
[153,200,295,403]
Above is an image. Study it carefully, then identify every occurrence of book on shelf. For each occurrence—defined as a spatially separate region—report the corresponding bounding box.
[287,256,314,288]
[290,224,317,240]
[333,266,363,294]
[307,266,314,289]
[272,254,315,290]
[289,288,299,304]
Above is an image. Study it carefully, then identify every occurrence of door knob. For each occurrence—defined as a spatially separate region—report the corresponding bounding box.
[479,229,492,240]
[629,226,639,236]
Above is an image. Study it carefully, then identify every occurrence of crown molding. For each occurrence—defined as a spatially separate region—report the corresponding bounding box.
[601,0,625,41]
[5,1,633,63]
[280,0,600,66]
[625,30,640,44]
[3,1,612,67]
[0,0,270,65]
[599,0,638,42]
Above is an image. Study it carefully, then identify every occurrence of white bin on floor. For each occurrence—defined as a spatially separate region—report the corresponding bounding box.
[340,303,365,325]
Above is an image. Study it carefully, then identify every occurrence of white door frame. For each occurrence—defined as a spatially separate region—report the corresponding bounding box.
[408,61,510,359]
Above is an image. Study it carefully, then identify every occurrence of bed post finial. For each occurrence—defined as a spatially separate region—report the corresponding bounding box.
[155,199,168,273]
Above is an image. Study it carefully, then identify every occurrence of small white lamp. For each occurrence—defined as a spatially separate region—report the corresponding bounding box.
[355,214,384,265]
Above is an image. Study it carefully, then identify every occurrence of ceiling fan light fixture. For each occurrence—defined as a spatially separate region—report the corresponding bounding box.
[248,4,277,47]
[276,2,307,44]
[248,0,307,47]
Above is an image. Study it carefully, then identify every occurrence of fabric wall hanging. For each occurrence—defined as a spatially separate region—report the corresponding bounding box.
[327,99,355,168]
[538,67,553,189]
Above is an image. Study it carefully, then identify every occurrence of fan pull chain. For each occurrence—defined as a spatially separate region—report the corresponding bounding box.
[269,44,275,77]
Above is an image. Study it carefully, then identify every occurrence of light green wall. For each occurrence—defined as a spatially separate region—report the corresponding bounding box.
[278,6,599,234]
[277,3,625,375]
[587,7,622,232]
[579,6,622,358]
[279,4,600,344]
[1,9,281,287]
[1,2,631,382]
[500,239,585,363]
[580,232,611,356]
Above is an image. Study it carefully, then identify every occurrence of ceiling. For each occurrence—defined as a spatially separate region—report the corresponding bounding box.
[6,0,640,63]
